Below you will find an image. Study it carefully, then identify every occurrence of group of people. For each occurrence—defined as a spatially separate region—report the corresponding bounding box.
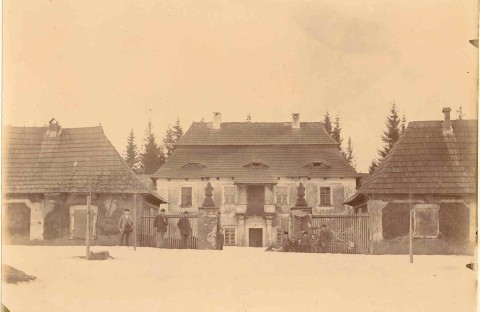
[118,208,193,248]
[282,224,332,253]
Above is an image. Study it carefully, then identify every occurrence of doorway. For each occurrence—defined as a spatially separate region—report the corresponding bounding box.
[247,185,265,215]
[249,228,263,247]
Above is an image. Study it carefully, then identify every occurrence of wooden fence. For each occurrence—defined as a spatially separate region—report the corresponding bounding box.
[311,213,370,254]
[141,210,198,249]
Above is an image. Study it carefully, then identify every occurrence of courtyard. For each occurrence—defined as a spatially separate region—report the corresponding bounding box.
[2,245,476,312]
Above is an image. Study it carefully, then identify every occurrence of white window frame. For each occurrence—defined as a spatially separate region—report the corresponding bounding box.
[274,185,289,207]
[179,185,195,208]
[223,185,237,206]
[413,205,440,238]
[318,186,332,208]
[224,227,236,246]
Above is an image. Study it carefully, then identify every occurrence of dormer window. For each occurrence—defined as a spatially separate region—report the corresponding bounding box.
[244,161,269,169]
[302,161,331,169]
[181,163,207,169]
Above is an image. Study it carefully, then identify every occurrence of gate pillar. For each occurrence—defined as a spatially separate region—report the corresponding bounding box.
[197,182,220,250]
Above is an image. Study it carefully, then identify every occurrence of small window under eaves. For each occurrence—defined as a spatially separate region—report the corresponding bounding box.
[244,162,269,169]
[303,161,331,169]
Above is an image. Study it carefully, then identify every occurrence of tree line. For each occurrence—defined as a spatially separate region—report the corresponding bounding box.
[123,118,184,174]
[322,111,356,170]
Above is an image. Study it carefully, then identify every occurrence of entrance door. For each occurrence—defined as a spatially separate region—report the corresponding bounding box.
[247,185,265,215]
[249,228,263,247]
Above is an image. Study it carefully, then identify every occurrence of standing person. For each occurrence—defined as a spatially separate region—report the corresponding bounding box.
[216,228,225,250]
[319,224,332,253]
[154,208,168,248]
[177,211,192,249]
[296,238,302,252]
[310,233,318,253]
[290,237,297,252]
[282,232,291,252]
[118,209,134,246]
[301,232,310,253]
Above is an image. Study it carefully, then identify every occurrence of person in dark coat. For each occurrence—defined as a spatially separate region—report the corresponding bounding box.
[282,232,290,252]
[118,209,134,246]
[154,208,168,248]
[301,232,310,253]
[296,238,302,252]
[216,228,225,250]
[318,224,332,253]
[177,211,192,249]
[310,234,319,253]
[290,237,297,252]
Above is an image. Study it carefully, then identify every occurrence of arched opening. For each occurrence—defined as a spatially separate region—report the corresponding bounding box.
[439,203,469,242]
[4,203,31,240]
[382,203,410,240]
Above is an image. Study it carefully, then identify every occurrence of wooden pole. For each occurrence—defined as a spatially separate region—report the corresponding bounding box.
[409,202,413,264]
[86,193,91,260]
[134,194,137,251]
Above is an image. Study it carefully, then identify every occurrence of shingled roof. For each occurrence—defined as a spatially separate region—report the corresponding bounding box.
[346,119,478,205]
[176,122,339,146]
[154,121,358,181]
[3,124,166,203]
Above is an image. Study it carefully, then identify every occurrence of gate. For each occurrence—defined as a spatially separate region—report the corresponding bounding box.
[311,213,370,254]
[141,210,198,249]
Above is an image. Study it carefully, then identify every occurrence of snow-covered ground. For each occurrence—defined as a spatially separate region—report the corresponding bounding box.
[2,246,477,312]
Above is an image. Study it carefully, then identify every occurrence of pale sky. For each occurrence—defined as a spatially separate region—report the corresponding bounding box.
[3,0,478,172]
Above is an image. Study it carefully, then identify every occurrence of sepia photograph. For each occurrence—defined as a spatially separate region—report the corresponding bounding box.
[1,1,478,311]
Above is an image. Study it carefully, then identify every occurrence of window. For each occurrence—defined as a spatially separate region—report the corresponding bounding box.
[276,186,288,206]
[224,228,236,245]
[319,187,331,206]
[181,187,193,207]
[414,205,439,238]
[224,186,236,205]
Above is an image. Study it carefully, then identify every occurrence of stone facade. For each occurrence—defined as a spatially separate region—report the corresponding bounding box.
[3,193,162,246]
[156,177,356,247]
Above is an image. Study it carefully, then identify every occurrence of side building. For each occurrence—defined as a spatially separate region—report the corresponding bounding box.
[3,119,166,245]
[346,108,477,255]
[153,113,358,247]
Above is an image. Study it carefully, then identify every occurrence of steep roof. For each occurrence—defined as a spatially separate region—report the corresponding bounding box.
[176,122,339,146]
[346,119,477,205]
[3,125,166,203]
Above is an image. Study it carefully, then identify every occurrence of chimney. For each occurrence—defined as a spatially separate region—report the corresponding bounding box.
[292,113,300,129]
[212,112,221,129]
[47,118,61,138]
[442,107,452,132]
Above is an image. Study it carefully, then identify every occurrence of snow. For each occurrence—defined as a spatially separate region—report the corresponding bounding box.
[2,246,477,312]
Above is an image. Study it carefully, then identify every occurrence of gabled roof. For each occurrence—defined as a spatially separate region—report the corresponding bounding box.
[176,122,339,146]
[3,125,166,204]
[346,119,478,205]
[154,145,358,180]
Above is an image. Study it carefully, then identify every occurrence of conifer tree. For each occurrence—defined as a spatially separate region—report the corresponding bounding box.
[323,111,333,135]
[140,120,165,174]
[172,117,184,141]
[456,106,464,120]
[369,103,404,173]
[345,137,356,170]
[123,129,140,173]
[331,115,346,157]
[163,126,176,158]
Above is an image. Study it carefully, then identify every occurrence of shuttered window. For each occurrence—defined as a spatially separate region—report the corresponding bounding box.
[224,228,236,245]
[276,186,288,206]
[181,187,193,207]
[224,186,236,205]
[319,187,331,206]
[276,229,282,245]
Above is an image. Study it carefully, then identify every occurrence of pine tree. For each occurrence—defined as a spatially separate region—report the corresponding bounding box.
[172,117,184,141]
[369,103,404,173]
[345,137,356,170]
[123,129,140,172]
[323,111,333,135]
[400,114,407,135]
[331,115,346,157]
[163,126,176,158]
[368,159,378,174]
[456,106,464,120]
[140,120,165,174]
